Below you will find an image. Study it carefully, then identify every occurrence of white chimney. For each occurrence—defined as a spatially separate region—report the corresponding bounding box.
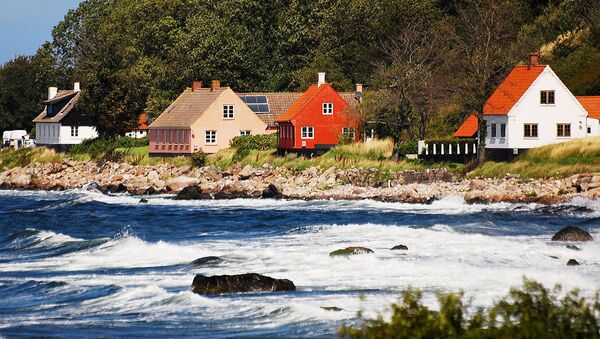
[356,84,363,93]
[317,72,326,87]
[73,82,81,92]
[48,87,58,100]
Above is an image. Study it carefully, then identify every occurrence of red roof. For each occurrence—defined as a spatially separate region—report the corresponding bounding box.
[275,84,323,122]
[483,65,546,115]
[138,113,149,130]
[577,96,600,120]
[454,114,479,138]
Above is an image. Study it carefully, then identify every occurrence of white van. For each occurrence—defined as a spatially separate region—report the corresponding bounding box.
[2,130,28,149]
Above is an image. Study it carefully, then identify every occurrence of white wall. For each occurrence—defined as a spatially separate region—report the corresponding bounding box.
[484,115,508,149]
[35,123,61,145]
[59,125,98,145]
[485,66,588,150]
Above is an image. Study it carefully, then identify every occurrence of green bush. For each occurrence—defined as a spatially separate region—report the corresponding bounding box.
[339,279,600,338]
[114,136,148,148]
[229,134,277,151]
[190,150,207,167]
[396,140,418,156]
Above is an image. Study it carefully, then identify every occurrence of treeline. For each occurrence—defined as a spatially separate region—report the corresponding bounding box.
[1,0,599,140]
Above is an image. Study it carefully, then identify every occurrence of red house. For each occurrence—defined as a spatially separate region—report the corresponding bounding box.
[276,73,360,152]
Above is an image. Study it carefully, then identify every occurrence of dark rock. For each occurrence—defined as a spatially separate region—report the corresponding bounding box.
[213,184,250,199]
[107,183,127,194]
[321,306,343,312]
[391,244,408,251]
[144,187,156,195]
[190,256,224,266]
[566,245,581,251]
[191,273,295,295]
[139,198,148,203]
[262,183,283,199]
[175,186,212,200]
[329,246,374,257]
[83,181,107,194]
[567,259,580,266]
[548,255,559,259]
[551,226,593,242]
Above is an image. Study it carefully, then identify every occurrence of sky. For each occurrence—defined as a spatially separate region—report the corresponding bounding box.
[0,0,83,65]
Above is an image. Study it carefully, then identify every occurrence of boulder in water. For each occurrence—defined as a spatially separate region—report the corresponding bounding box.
[566,244,581,251]
[551,226,593,242]
[83,181,107,194]
[139,198,148,203]
[321,306,343,312]
[190,256,224,266]
[567,259,580,266]
[262,183,283,199]
[329,247,374,257]
[175,186,212,200]
[191,273,295,295]
[391,244,408,251]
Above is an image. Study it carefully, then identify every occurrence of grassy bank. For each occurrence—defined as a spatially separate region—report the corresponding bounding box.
[470,137,600,178]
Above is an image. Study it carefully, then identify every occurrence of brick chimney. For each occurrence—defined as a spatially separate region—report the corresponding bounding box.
[211,80,221,91]
[192,81,202,92]
[528,53,540,69]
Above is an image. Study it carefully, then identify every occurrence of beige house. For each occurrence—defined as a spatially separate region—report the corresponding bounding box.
[149,81,269,156]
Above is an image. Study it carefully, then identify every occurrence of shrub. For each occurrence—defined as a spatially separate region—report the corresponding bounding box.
[114,136,148,148]
[191,150,207,167]
[339,279,600,338]
[229,134,277,151]
[396,140,418,156]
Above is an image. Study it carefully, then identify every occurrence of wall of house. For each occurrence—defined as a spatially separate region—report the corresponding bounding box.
[189,89,268,153]
[35,123,61,145]
[587,117,600,136]
[483,115,509,149]
[58,125,98,145]
[149,128,192,154]
[501,67,588,149]
[288,85,358,150]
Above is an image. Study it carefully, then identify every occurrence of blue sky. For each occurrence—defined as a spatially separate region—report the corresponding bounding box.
[0,0,83,65]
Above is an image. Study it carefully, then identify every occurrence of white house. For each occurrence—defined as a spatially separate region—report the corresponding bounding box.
[455,53,600,159]
[33,83,98,151]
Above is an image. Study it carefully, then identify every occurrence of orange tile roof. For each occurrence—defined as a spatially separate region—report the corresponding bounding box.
[454,114,479,138]
[577,96,600,120]
[137,113,149,130]
[275,84,323,122]
[238,92,303,127]
[483,65,546,115]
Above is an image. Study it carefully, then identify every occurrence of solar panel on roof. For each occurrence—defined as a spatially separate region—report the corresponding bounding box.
[240,95,270,114]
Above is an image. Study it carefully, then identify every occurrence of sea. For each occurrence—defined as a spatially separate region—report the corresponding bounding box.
[0,189,598,337]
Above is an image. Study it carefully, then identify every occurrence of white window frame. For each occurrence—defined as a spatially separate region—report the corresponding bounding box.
[222,105,234,119]
[205,130,217,144]
[301,126,314,139]
[70,126,78,137]
[322,102,333,115]
[240,130,251,136]
[556,123,571,138]
[342,127,355,140]
[540,90,555,105]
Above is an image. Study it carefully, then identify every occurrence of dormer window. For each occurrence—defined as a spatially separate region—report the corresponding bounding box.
[322,103,333,115]
[47,105,53,115]
[540,90,555,105]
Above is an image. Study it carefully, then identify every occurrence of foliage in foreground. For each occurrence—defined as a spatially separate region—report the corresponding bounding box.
[339,279,600,339]
[470,137,600,178]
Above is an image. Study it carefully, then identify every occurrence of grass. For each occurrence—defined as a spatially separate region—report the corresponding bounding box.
[0,147,89,169]
[470,137,600,178]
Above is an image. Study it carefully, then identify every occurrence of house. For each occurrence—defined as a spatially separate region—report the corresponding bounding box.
[455,53,600,160]
[453,114,478,138]
[125,113,150,139]
[275,73,360,152]
[33,82,98,151]
[237,92,303,132]
[148,80,269,156]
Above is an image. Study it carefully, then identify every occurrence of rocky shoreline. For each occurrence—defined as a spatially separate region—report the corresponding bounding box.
[1,159,600,204]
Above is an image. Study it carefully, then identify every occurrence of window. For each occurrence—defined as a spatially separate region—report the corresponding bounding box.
[524,124,538,138]
[540,90,555,104]
[222,105,234,119]
[322,103,333,115]
[342,127,355,140]
[301,126,314,139]
[289,126,293,139]
[163,129,167,143]
[588,127,592,134]
[70,126,78,137]
[500,124,506,138]
[240,130,251,136]
[557,123,571,137]
[205,130,217,144]
[491,123,497,138]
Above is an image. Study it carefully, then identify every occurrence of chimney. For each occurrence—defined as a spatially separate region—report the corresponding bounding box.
[317,72,326,87]
[48,87,58,100]
[192,81,202,92]
[528,53,540,69]
[355,83,363,101]
[211,80,221,91]
[73,82,81,92]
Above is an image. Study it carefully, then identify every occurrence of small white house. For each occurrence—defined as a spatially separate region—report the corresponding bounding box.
[456,53,600,159]
[33,83,98,151]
